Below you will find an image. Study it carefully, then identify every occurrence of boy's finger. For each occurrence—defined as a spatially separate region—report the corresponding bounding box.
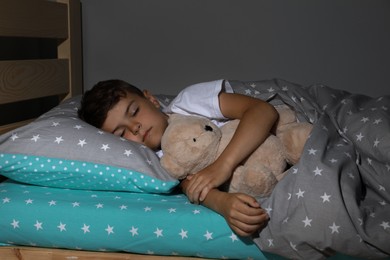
[199,187,210,202]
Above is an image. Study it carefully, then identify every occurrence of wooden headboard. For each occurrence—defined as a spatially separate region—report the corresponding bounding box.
[0,0,83,134]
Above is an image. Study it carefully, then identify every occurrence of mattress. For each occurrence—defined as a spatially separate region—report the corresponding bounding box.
[0,179,266,259]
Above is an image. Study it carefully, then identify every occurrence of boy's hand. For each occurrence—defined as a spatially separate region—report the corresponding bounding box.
[181,180,269,237]
[218,192,269,237]
[185,162,232,204]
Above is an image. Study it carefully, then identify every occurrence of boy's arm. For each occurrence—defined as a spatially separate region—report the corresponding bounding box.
[186,92,278,203]
[181,179,269,237]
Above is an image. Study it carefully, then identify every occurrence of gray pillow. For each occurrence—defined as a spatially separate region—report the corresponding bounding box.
[0,96,179,193]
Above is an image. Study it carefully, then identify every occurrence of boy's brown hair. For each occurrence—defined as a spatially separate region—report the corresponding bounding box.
[78,79,144,128]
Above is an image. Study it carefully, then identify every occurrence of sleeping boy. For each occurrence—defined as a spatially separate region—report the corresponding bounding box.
[78,79,278,237]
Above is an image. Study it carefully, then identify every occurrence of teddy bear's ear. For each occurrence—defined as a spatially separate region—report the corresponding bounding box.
[160,155,187,180]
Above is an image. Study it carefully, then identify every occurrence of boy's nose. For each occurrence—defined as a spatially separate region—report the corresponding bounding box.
[131,123,141,135]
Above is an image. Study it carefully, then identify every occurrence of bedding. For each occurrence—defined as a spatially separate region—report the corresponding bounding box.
[227,79,390,259]
[0,97,178,193]
[0,179,263,259]
[1,78,389,259]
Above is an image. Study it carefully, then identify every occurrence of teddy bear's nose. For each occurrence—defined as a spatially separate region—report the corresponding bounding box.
[205,125,213,132]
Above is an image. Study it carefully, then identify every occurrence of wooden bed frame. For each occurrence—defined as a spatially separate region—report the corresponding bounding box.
[0,0,82,135]
[0,1,211,259]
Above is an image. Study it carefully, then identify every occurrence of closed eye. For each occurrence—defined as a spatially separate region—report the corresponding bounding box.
[132,108,139,116]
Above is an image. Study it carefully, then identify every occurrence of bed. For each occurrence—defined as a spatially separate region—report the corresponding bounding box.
[0,0,390,260]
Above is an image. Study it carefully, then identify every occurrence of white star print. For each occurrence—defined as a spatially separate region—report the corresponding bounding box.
[2,197,10,203]
[144,206,152,212]
[313,167,323,176]
[11,219,19,229]
[380,222,390,230]
[204,230,213,240]
[100,144,110,151]
[367,158,372,165]
[267,238,274,247]
[168,208,176,213]
[373,138,380,147]
[11,133,19,141]
[81,224,90,234]
[78,139,87,147]
[154,228,163,238]
[321,193,331,203]
[356,133,364,141]
[308,148,317,155]
[57,222,66,232]
[25,199,33,204]
[105,225,114,235]
[361,117,369,123]
[124,150,133,156]
[34,220,43,230]
[51,121,60,127]
[31,135,40,142]
[229,233,238,242]
[95,203,104,209]
[302,216,312,227]
[373,118,382,125]
[329,222,340,234]
[329,158,338,164]
[48,200,56,206]
[54,136,64,144]
[72,202,80,207]
[119,205,128,210]
[179,229,188,239]
[129,226,138,236]
[74,125,83,130]
[289,241,298,251]
[193,209,201,214]
[296,189,305,199]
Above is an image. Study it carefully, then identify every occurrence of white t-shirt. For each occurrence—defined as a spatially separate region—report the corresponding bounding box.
[156,79,234,157]
[163,79,233,127]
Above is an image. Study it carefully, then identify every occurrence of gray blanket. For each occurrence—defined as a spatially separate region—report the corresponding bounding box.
[229,79,390,259]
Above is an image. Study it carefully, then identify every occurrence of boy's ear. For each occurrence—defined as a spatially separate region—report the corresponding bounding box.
[143,90,160,108]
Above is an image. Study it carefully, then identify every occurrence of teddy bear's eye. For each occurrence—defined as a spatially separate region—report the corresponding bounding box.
[193,138,197,142]
[205,125,213,132]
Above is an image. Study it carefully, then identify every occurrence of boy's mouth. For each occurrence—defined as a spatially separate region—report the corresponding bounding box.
[142,128,151,142]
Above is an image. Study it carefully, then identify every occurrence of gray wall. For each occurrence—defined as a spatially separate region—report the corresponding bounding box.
[81,0,390,97]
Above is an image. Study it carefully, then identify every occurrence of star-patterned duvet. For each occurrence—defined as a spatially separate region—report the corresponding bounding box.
[228,79,390,259]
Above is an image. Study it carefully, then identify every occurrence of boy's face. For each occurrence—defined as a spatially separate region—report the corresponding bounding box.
[101,91,168,151]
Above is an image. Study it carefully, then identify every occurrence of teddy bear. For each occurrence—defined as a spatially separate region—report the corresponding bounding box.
[160,105,313,198]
